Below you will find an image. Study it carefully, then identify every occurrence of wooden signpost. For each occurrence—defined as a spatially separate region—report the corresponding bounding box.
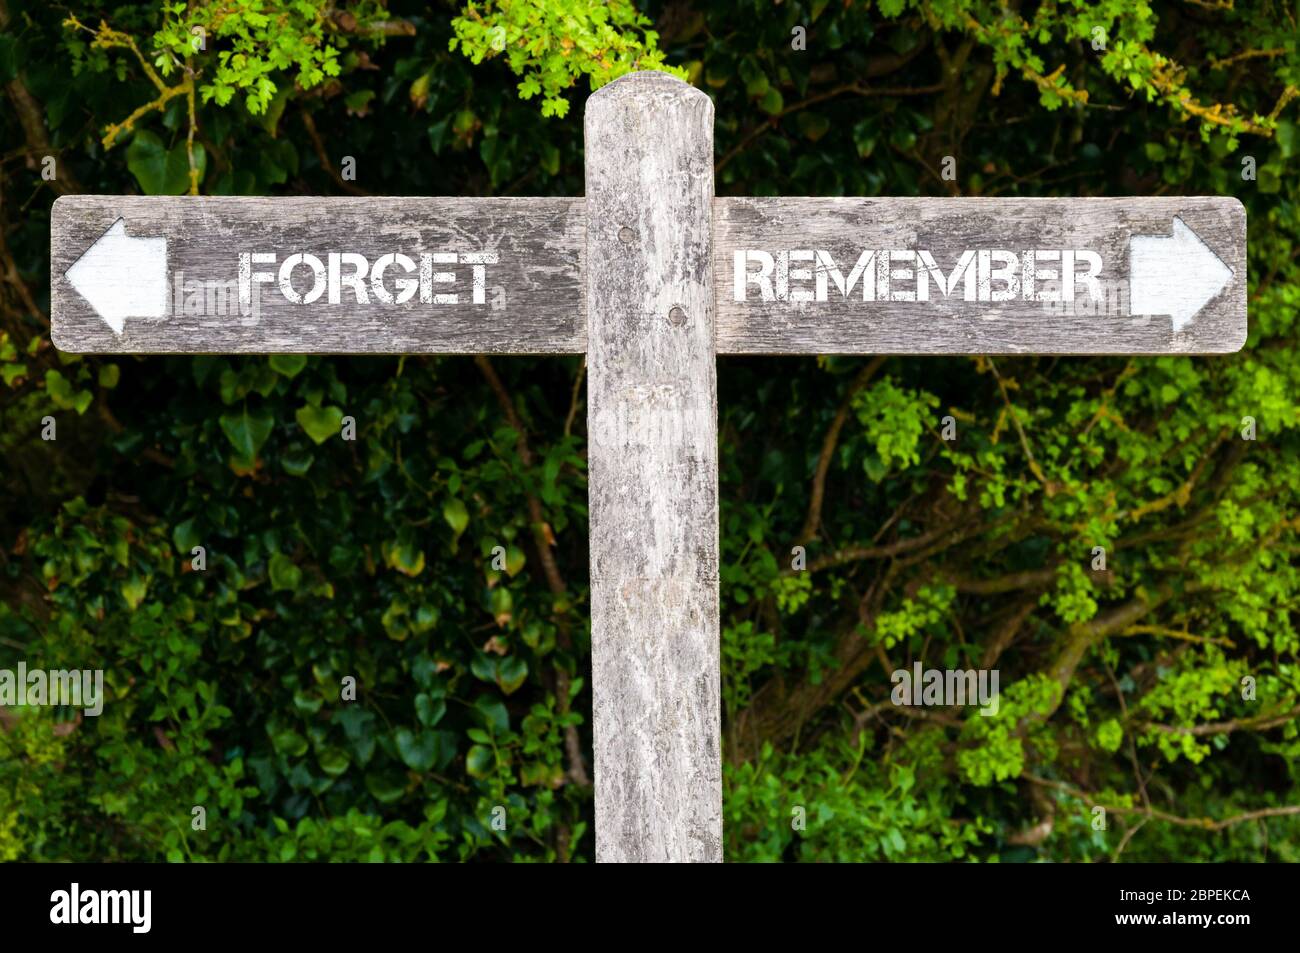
[52,196,586,353]
[51,71,1247,863]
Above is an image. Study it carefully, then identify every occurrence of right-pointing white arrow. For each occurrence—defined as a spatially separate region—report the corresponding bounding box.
[64,218,168,334]
[1129,216,1233,334]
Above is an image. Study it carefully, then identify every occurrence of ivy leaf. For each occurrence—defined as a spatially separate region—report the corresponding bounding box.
[470,653,497,683]
[44,369,92,414]
[489,587,513,627]
[395,728,437,772]
[120,573,149,611]
[465,744,494,778]
[269,354,308,378]
[364,772,407,804]
[281,447,314,477]
[219,404,274,462]
[295,404,344,444]
[268,552,302,592]
[442,498,469,542]
[383,533,425,577]
[172,517,200,554]
[1278,121,1298,158]
[505,544,526,578]
[269,727,308,758]
[495,656,528,695]
[381,597,409,640]
[317,747,350,778]
[474,697,510,734]
[415,695,447,728]
[126,129,206,195]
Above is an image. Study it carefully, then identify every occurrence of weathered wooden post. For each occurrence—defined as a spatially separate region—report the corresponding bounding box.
[584,72,722,863]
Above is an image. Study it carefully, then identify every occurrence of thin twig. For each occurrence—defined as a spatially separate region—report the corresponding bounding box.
[797,357,886,545]
[300,108,369,196]
[1026,774,1300,831]
[563,357,585,438]
[987,357,1050,491]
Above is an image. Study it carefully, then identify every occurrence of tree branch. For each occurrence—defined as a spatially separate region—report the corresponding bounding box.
[474,356,591,797]
[1025,774,1300,832]
[797,357,885,545]
[1140,703,1300,737]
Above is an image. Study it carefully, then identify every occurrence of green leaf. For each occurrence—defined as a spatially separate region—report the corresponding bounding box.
[381,597,409,640]
[1,362,26,387]
[364,771,406,804]
[395,728,437,772]
[415,695,447,727]
[295,404,344,444]
[505,544,526,577]
[465,744,494,778]
[126,129,206,195]
[317,747,350,777]
[383,534,425,577]
[281,447,314,477]
[411,603,439,634]
[219,404,274,462]
[759,87,784,115]
[269,552,302,592]
[172,517,200,554]
[344,89,376,116]
[44,369,75,409]
[489,586,513,626]
[270,354,308,378]
[495,656,528,695]
[474,697,509,734]
[442,498,469,541]
[270,727,308,758]
[120,573,149,611]
[470,653,497,683]
[1277,121,1298,159]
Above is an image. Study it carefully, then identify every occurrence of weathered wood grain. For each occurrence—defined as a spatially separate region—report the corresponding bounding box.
[585,72,722,863]
[51,196,585,353]
[713,196,1247,354]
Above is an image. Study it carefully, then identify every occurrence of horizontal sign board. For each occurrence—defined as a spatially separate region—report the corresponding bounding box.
[51,196,586,354]
[712,196,1246,354]
[52,195,1244,356]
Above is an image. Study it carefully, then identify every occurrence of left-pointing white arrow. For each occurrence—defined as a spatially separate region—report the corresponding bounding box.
[64,218,168,334]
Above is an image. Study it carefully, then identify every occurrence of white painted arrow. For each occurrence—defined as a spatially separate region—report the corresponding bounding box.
[1129,216,1233,333]
[64,218,167,334]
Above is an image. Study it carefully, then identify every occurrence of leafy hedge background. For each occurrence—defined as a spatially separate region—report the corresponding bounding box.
[2,0,1298,862]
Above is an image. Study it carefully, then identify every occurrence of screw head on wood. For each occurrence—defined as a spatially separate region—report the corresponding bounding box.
[667,305,687,326]
[618,226,635,244]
